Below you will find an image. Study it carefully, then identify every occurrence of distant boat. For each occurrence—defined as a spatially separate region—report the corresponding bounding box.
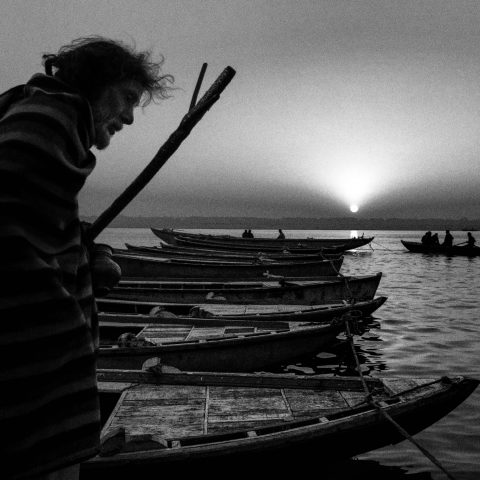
[152,228,374,252]
[401,240,480,257]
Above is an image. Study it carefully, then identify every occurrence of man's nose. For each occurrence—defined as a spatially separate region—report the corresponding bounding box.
[121,107,134,125]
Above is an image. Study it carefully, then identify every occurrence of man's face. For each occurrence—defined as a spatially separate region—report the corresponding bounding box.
[91,79,143,150]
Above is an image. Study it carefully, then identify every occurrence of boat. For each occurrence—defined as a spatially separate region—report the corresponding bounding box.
[122,243,341,262]
[98,317,346,370]
[112,252,343,279]
[106,273,383,305]
[401,240,480,257]
[81,369,478,476]
[173,238,355,254]
[152,228,373,252]
[97,296,387,324]
[160,234,355,254]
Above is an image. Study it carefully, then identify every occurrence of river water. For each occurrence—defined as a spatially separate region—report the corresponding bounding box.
[97,228,480,479]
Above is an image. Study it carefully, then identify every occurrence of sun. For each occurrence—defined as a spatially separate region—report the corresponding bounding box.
[350,204,359,213]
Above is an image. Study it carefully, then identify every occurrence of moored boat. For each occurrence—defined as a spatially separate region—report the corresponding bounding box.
[98,296,387,324]
[123,243,341,262]
[112,252,343,279]
[163,234,358,254]
[106,273,383,305]
[81,369,478,476]
[401,240,480,257]
[98,317,346,371]
[152,228,373,252]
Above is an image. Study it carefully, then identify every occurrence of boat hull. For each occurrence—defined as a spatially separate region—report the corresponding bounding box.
[108,273,383,305]
[401,240,480,256]
[98,296,387,324]
[98,320,344,371]
[152,228,373,252]
[113,253,343,279]
[81,371,478,476]
[123,243,341,262]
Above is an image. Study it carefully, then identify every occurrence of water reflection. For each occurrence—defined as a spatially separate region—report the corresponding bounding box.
[274,314,387,376]
[320,459,433,479]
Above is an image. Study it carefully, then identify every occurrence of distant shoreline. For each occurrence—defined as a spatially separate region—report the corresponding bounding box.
[81,215,479,231]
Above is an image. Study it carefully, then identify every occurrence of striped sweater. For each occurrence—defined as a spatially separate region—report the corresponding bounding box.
[0,74,100,478]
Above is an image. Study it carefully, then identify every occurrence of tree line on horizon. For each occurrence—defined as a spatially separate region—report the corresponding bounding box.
[80,215,479,231]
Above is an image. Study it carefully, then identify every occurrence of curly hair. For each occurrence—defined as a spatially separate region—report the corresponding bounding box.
[42,36,174,105]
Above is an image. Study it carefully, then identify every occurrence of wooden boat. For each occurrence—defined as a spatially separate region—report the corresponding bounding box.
[174,237,353,254]
[98,296,387,324]
[152,228,374,248]
[152,228,373,253]
[107,273,383,305]
[123,243,341,262]
[98,317,345,370]
[112,253,343,279]
[154,241,353,256]
[401,240,480,257]
[81,369,478,476]
[159,235,351,254]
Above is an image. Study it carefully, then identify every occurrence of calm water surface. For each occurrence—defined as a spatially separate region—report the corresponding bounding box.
[97,228,480,479]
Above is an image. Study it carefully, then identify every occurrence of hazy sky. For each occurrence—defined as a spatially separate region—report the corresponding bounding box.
[2,0,480,219]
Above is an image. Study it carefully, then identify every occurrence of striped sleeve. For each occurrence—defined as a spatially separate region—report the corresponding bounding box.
[0,75,100,479]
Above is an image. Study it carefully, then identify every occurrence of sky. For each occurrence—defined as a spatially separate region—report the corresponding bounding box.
[2,0,480,219]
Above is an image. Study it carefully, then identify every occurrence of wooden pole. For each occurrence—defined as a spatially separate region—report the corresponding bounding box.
[87,65,236,242]
[189,63,208,111]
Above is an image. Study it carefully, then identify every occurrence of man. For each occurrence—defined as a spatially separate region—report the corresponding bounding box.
[443,229,453,247]
[0,37,173,479]
[421,230,432,245]
[277,229,285,239]
[467,232,476,248]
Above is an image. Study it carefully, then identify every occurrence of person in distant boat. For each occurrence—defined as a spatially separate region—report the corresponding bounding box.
[247,229,254,238]
[277,229,285,239]
[421,231,432,245]
[0,36,173,480]
[431,233,440,245]
[443,230,453,248]
[467,232,476,248]
[242,229,249,238]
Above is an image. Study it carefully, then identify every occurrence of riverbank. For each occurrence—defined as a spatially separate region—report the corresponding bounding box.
[82,215,479,231]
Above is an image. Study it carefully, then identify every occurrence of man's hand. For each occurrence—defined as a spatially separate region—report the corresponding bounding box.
[89,243,121,297]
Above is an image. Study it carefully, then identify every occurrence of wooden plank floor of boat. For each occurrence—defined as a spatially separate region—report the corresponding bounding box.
[137,324,304,344]
[102,383,369,442]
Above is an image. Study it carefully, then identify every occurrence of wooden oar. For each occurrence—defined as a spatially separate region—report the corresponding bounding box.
[87,65,236,242]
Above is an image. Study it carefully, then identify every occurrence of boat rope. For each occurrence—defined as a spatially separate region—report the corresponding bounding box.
[371,240,402,252]
[322,253,356,304]
[342,314,458,480]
